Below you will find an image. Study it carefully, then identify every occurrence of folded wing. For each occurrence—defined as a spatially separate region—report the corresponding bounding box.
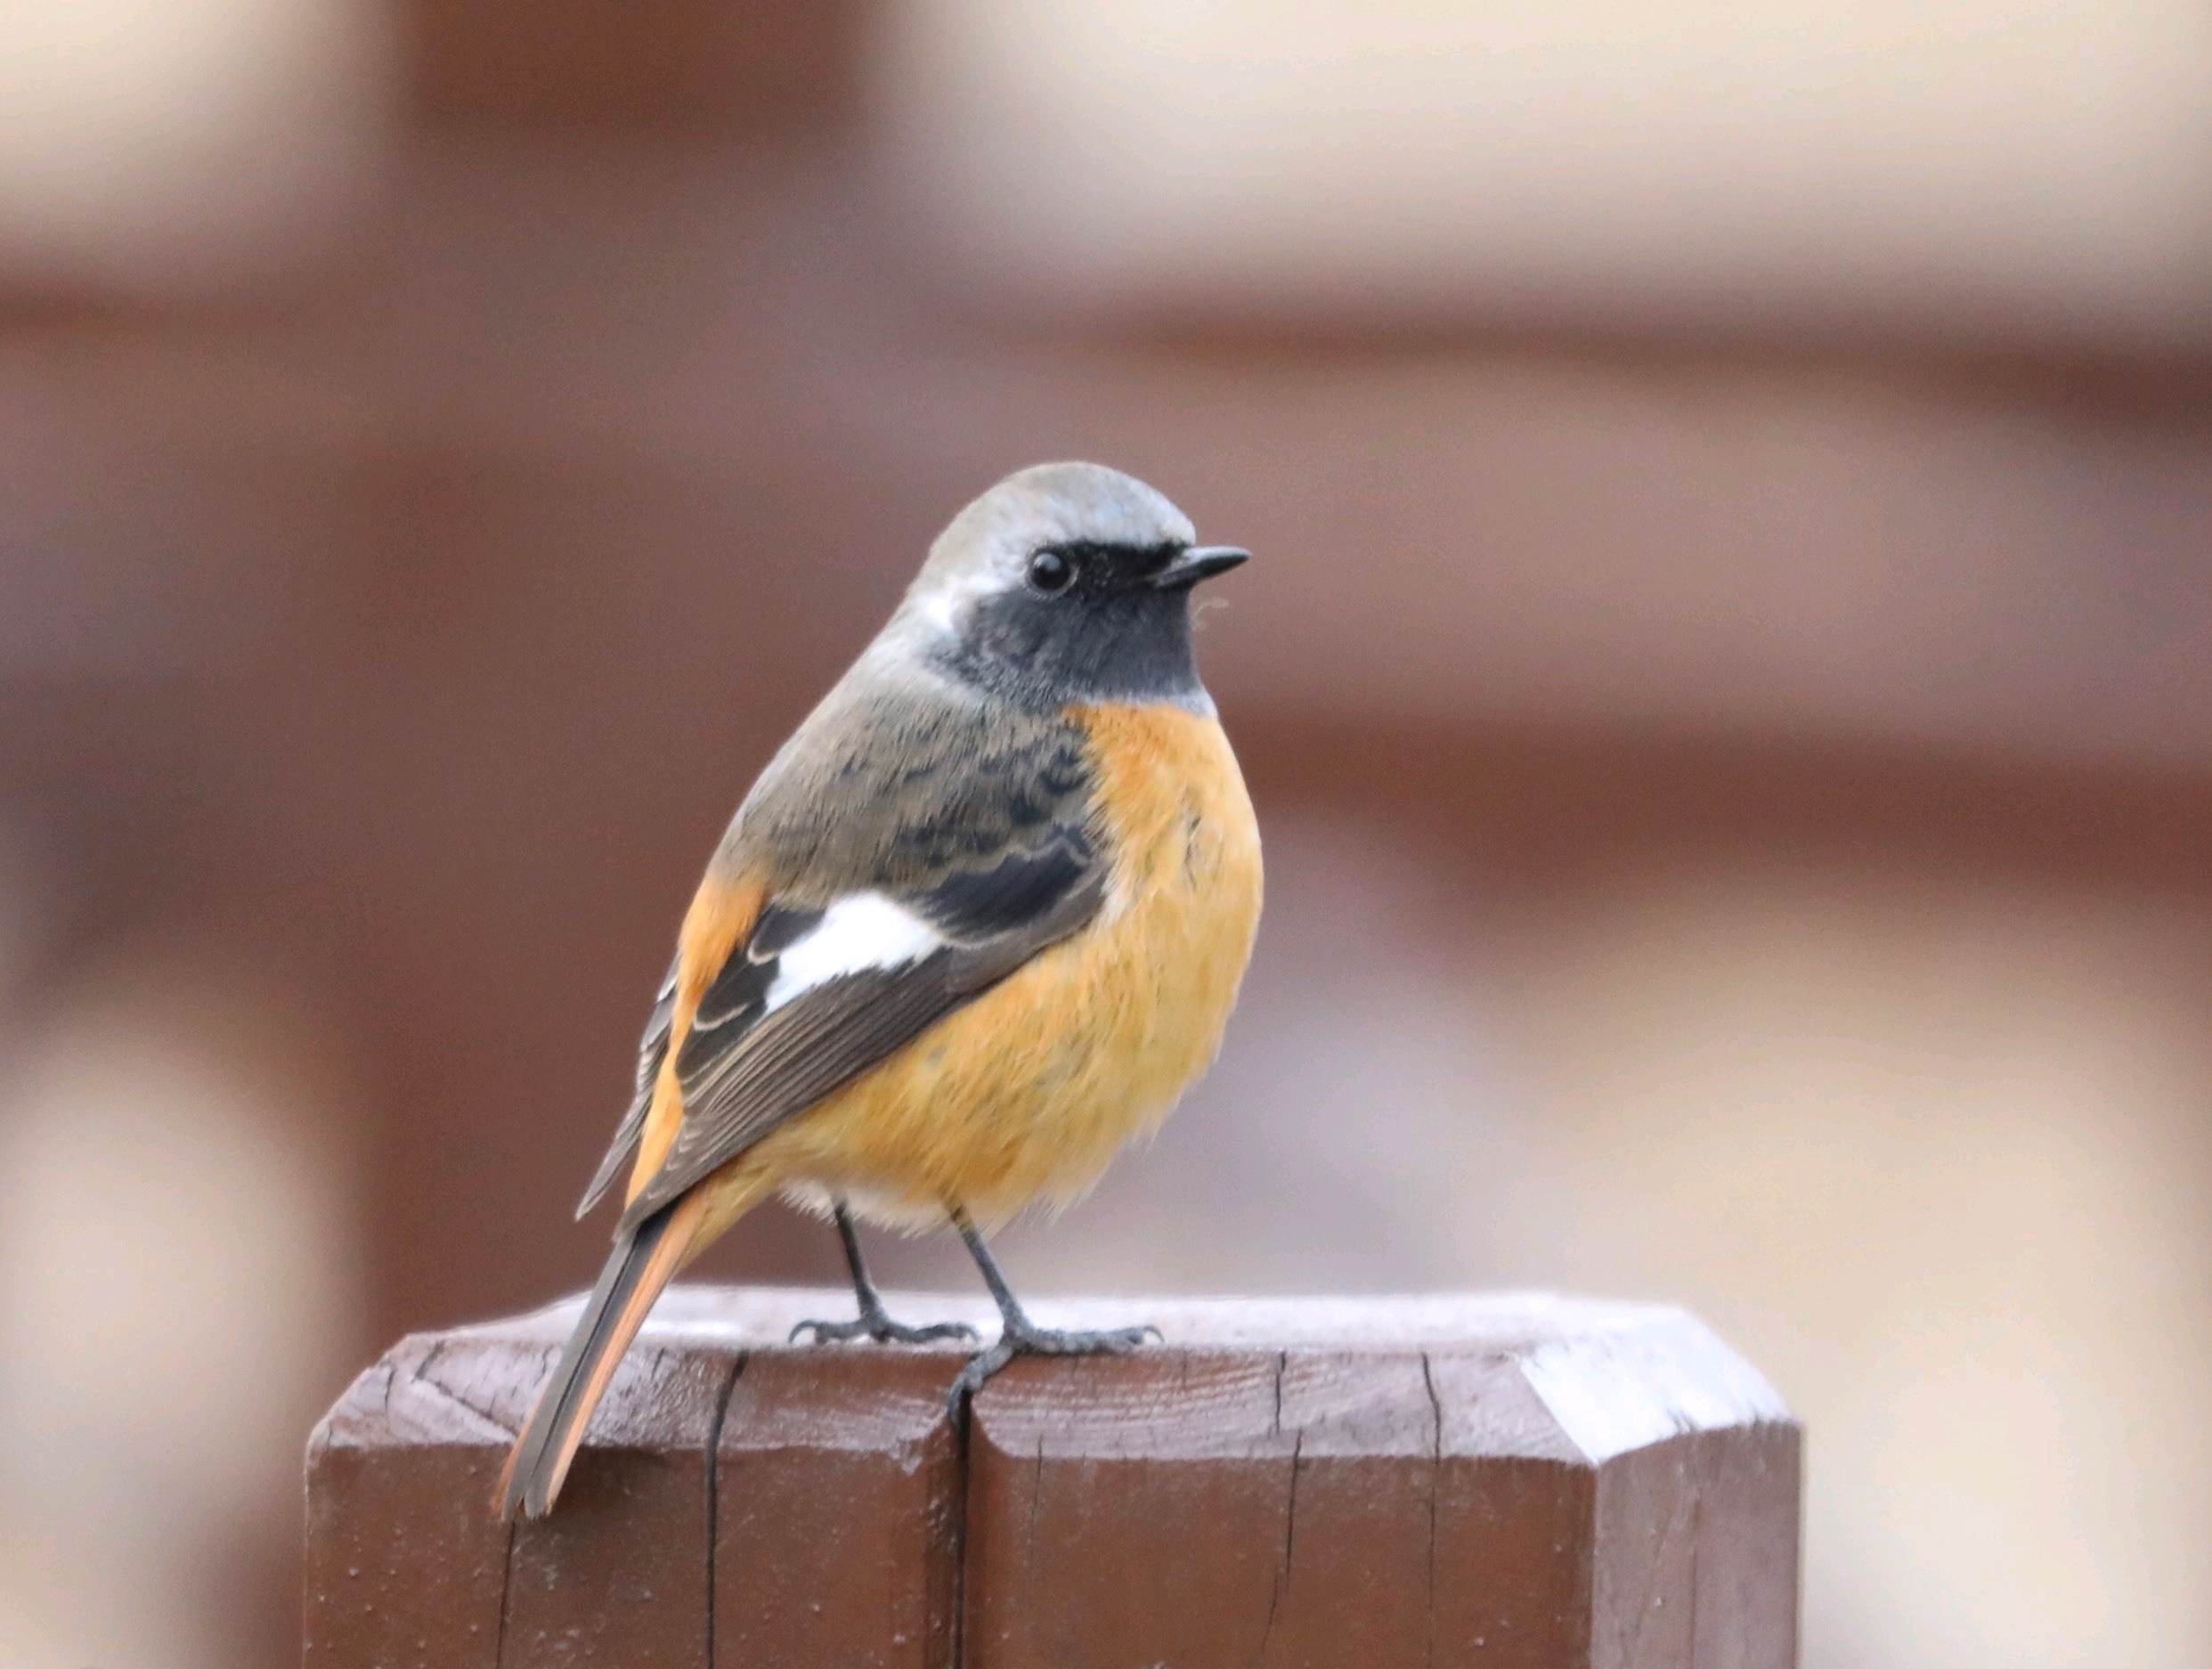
[607,818,1102,1229]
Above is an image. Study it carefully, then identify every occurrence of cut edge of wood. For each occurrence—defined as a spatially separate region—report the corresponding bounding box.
[305,1288,1801,1669]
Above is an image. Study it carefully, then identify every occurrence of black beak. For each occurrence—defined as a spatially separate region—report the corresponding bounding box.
[1150,545,1251,590]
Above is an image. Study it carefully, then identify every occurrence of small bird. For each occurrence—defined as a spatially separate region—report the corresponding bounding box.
[500,462,1263,1519]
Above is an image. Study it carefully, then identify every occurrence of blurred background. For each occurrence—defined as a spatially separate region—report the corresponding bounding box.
[2,1,2209,1665]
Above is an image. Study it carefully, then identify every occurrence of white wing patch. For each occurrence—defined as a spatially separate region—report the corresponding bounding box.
[762,893,946,1014]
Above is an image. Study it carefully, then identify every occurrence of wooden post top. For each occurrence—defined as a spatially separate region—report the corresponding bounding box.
[306,1286,1800,1669]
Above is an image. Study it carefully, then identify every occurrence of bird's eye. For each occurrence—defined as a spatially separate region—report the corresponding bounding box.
[1026,549,1077,595]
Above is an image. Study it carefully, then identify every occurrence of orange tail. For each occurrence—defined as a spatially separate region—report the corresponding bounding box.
[498,1192,704,1519]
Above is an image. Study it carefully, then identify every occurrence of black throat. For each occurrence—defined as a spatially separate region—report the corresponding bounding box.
[931,550,1211,711]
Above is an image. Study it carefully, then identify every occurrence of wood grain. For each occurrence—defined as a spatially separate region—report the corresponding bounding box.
[304,1288,1800,1668]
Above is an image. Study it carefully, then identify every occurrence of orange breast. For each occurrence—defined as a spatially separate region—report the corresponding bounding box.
[747,701,1264,1229]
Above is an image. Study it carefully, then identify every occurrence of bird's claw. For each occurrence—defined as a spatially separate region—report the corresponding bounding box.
[945,1321,1160,1418]
[789,1313,977,1347]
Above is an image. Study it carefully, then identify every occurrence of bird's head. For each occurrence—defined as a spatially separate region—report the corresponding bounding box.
[894,461,1248,712]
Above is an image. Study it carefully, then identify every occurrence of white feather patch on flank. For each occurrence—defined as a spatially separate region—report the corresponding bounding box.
[762,893,945,1014]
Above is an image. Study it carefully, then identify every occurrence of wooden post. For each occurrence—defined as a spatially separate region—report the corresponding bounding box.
[305,1287,1799,1668]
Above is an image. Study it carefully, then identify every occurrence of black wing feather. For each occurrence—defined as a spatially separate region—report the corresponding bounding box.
[915,826,1094,941]
[744,902,826,963]
[575,954,679,1218]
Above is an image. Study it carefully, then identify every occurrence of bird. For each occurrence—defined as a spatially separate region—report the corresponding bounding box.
[499,461,1263,1520]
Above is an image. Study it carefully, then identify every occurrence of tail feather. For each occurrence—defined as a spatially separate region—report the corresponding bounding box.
[498,1193,703,1520]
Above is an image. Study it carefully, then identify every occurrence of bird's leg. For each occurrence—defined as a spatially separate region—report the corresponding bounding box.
[789,1200,978,1346]
[945,1205,1159,1415]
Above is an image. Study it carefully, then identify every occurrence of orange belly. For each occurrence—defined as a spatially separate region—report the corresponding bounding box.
[727,701,1264,1232]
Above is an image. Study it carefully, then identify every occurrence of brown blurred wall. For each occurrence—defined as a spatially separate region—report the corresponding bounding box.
[3,0,2208,1364]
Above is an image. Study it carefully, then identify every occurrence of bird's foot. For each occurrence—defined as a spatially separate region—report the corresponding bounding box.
[947,1320,1162,1416]
[789,1304,977,1347]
